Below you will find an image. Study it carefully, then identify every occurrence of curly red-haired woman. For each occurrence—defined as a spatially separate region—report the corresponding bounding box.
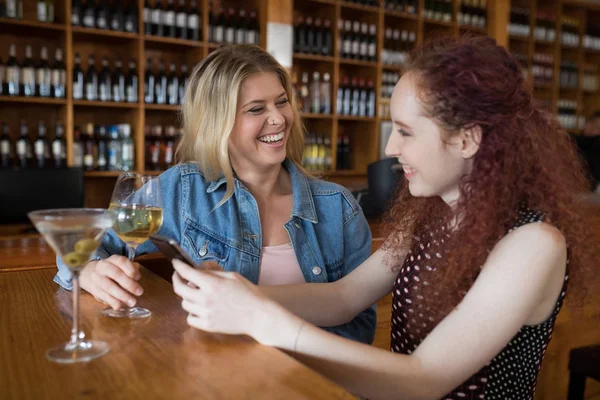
[171,36,599,399]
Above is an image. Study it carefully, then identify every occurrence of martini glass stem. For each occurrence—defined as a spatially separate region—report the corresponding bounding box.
[69,270,85,347]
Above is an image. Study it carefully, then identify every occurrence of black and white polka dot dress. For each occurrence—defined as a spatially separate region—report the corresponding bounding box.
[390,209,569,400]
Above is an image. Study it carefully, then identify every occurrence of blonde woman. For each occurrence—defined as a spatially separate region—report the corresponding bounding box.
[54,45,376,343]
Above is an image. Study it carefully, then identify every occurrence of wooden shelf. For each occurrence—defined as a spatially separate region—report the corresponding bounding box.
[339,58,378,68]
[144,35,204,48]
[84,171,122,178]
[0,96,66,105]
[509,34,531,42]
[71,26,140,40]
[339,1,379,13]
[145,104,180,111]
[383,10,419,20]
[301,113,334,119]
[459,24,486,34]
[73,100,139,109]
[337,116,377,122]
[293,53,336,62]
[382,64,403,72]
[584,48,600,56]
[535,39,555,46]
[207,42,220,49]
[423,18,455,28]
[534,83,554,90]
[307,0,337,4]
[379,98,391,103]
[0,18,66,32]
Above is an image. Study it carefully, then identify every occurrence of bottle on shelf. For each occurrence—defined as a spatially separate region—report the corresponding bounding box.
[5,0,24,19]
[0,122,12,169]
[95,0,109,29]
[167,62,179,105]
[73,52,84,100]
[52,48,66,98]
[212,7,225,43]
[124,0,138,33]
[82,0,96,28]
[36,46,52,98]
[224,7,236,44]
[110,0,124,31]
[6,44,19,96]
[247,9,259,45]
[73,126,84,168]
[164,0,176,38]
[126,59,138,103]
[151,0,164,36]
[175,0,187,39]
[16,120,32,169]
[37,0,55,23]
[52,123,66,168]
[96,125,108,171]
[320,72,331,115]
[34,120,50,169]
[107,125,121,171]
[310,71,320,114]
[85,54,98,101]
[120,124,134,171]
[82,123,96,171]
[72,0,83,26]
[144,0,152,34]
[112,58,126,103]
[0,57,4,96]
[164,126,177,169]
[99,56,112,102]
[144,58,155,103]
[22,45,35,97]
[155,60,167,105]
[236,9,248,45]
[178,64,188,104]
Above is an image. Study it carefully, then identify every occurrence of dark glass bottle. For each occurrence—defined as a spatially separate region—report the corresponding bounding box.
[73,52,84,100]
[126,58,138,103]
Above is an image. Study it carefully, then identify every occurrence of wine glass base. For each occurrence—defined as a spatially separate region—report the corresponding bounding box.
[101,306,152,319]
[46,340,110,363]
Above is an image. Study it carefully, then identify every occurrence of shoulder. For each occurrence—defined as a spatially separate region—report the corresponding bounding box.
[160,163,209,186]
[307,177,361,218]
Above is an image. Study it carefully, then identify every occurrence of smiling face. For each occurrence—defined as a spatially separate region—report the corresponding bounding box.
[385,73,475,205]
[227,72,294,173]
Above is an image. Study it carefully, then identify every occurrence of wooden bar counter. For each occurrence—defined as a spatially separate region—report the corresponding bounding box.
[0,266,355,399]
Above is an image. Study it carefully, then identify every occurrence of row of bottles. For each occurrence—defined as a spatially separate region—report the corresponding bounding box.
[423,0,452,22]
[559,61,578,90]
[302,132,331,171]
[144,59,188,105]
[561,17,580,48]
[336,76,376,118]
[73,53,138,103]
[0,0,23,19]
[383,0,418,15]
[72,0,138,33]
[582,65,598,92]
[143,0,200,40]
[73,123,135,171]
[338,20,377,62]
[508,7,529,37]
[145,124,181,170]
[381,71,400,99]
[457,0,487,29]
[557,100,584,131]
[0,44,66,98]
[534,11,557,42]
[293,16,333,56]
[382,28,415,66]
[532,53,553,86]
[583,29,600,51]
[208,5,259,45]
[296,71,331,115]
[0,120,66,169]
[343,0,378,7]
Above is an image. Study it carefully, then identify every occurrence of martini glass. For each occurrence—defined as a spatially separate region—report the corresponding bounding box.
[28,208,116,364]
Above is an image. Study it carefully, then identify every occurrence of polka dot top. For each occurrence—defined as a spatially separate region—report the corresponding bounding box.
[390,209,569,399]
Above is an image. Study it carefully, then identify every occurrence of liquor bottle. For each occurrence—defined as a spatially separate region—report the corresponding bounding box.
[52,48,66,98]
[294,16,305,53]
[73,52,84,100]
[6,0,18,18]
[342,20,352,59]
[323,135,332,170]
[16,120,32,169]
[0,123,12,169]
[358,78,367,117]
[144,0,152,34]
[112,58,125,102]
[82,123,96,171]
[95,0,109,29]
[22,45,35,97]
[175,0,187,39]
[164,0,176,37]
[367,80,376,117]
[310,71,320,114]
[0,57,4,96]
[96,125,108,171]
[151,0,163,36]
[167,62,178,105]
[37,0,47,22]
[213,7,225,43]
[82,0,95,28]
[155,60,167,104]
[342,76,351,115]
[36,46,51,97]
[125,59,138,103]
[360,23,369,61]
[350,77,360,116]
[164,126,176,168]
[320,72,331,114]
[6,44,19,96]
[85,55,98,101]
[71,0,82,26]
[313,18,323,55]
[107,125,121,171]
[178,64,188,104]
[305,17,314,54]
[322,19,332,56]
[144,58,155,103]
[34,120,50,169]
[351,21,360,59]
[368,24,377,62]
[151,126,162,170]
[52,123,66,168]
[300,72,309,112]
[73,126,84,168]
[247,9,259,44]
[98,56,112,101]
[119,124,134,171]
[224,7,236,44]
[124,0,137,33]
[187,0,200,40]
[110,0,124,31]
[236,9,247,44]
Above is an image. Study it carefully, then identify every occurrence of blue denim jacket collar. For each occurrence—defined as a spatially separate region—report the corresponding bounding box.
[202,159,318,224]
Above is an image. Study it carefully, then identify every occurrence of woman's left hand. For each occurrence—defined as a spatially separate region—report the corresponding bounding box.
[172,259,299,345]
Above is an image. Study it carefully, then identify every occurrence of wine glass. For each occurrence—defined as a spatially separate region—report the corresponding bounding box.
[103,173,163,319]
[28,208,116,363]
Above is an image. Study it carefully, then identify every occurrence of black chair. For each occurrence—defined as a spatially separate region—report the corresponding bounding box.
[354,158,403,218]
[0,168,84,227]
[568,344,600,400]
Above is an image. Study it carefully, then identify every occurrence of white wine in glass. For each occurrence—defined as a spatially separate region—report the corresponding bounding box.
[103,173,163,319]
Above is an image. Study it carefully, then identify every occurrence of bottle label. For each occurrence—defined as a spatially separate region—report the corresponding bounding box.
[72,12,80,25]
[236,29,246,44]
[126,86,136,102]
[225,27,235,43]
[368,43,376,58]
[246,30,257,45]
[143,7,149,22]
[86,83,96,100]
[6,0,16,18]
[34,141,45,157]
[97,155,107,167]
[188,14,199,29]
[99,84,110,101]
[84,14,95,27]
[17,141,26,156]
[165,147,173,164]
[165,11,175,26]
[23,68,35,86]
[125,20,134,32]
[52,141,63,157]
[1,141,9,155]
[84,154,94,167]
[37,2,47,22]
[73,144,83,167]
[177,13,186,28]
[151,9,161,24]
[214,26,224,42]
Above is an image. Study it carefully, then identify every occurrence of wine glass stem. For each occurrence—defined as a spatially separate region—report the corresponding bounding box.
[127,245,136,261]
[69,270,84,346]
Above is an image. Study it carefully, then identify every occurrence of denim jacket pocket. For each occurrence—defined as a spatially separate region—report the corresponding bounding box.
[183,220,230,266]
[325,258,344,282]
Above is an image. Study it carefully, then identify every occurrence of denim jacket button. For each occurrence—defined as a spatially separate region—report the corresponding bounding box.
[199,246,208,257]
[312,266,322,275]
[294,222,301,229]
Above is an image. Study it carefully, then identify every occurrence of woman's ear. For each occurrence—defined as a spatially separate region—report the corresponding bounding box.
[459,125,482,159]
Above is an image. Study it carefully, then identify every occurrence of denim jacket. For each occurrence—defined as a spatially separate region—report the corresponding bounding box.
[55,159,376,344]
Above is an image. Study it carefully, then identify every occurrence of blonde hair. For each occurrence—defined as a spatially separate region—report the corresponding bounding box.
[177,44,306,206]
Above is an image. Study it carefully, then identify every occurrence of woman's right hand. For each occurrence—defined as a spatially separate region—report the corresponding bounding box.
[79,255,143,310]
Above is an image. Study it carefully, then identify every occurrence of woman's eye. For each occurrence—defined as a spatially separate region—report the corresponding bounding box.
[277,98,289,106]
[249,107,264,113]
[398,129,410,137]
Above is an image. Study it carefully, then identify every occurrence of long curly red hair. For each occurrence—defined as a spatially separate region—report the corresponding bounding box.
[382,35,599,318]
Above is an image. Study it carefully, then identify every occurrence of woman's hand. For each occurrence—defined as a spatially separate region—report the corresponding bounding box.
[79,255,143,310]
[172,259,303,348]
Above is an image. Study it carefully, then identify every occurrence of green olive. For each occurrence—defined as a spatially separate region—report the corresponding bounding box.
[63,252,86,268]
[74,238,99,256]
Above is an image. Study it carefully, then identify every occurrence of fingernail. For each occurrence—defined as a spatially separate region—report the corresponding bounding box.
[135,273,141,280]
[136,288,143,296]
[128,298,136,307]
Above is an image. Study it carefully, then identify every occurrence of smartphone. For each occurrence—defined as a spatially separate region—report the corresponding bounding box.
[149,234,198,267]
